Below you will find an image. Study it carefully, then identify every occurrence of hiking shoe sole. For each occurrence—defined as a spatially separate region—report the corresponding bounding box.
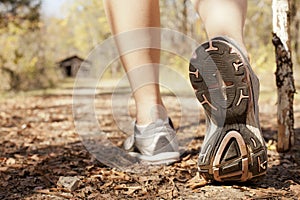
[189,38,267,182]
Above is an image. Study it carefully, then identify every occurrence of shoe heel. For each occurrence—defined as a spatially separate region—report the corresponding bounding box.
[199,130,267,182]
[211,130,249,182]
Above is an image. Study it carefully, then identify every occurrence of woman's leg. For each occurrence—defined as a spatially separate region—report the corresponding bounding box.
[189,0,267,182]
[103,0,166,125]
[192,0,248,53]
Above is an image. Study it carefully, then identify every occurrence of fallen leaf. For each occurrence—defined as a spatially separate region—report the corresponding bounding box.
[186,172,207,189]
[6,158,16,165]
[290,185,300,197]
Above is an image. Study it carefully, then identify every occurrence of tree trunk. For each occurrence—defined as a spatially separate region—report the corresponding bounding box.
[272,0,296,152]
[1,67,21,90]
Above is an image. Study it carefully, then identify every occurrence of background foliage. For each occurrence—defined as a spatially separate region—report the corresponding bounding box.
[0,0,299,91]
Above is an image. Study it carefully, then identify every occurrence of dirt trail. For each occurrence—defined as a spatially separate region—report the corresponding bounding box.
[0,83,299,199]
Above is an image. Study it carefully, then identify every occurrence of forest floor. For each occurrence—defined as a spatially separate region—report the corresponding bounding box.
[0,78,300,199]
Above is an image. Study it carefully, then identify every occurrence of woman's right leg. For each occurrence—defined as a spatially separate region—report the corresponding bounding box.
[189,0,268,182]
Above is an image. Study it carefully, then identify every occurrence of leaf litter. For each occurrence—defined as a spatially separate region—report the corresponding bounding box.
[0,94,299,199]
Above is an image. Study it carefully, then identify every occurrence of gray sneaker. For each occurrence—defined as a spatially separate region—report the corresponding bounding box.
[189,36,267,182]
[123,118,180,165]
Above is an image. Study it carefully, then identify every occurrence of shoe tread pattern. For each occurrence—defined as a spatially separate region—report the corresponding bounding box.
[189,40,267,182]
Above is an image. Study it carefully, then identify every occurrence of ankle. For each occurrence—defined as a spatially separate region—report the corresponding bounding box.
[136,103,168,125]
[136,117,169,133]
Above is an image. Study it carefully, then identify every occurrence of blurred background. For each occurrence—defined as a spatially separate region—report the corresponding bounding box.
[0,0,299,99]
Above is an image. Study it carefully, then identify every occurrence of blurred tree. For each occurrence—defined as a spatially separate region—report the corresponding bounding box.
[43,0,119,78]
[159,0,205,77]
[244,0,274,76]
[290,0,300,65]
[61,0,109,55]
[40,0,292,84]
[0,0,41,28]
[0,0,56,90]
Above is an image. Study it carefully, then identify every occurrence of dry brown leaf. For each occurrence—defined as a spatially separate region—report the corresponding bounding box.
[35,189,73,199]
[13,154,24,159]
[182,154,191,161]
[100,180,114,189]
[6,158,16,165]
[186,172,207,189]
[138,175,160,183]
[30,154,40,161]
[0,166,8,172]
[290,185,300,197]
[114,184,127,190]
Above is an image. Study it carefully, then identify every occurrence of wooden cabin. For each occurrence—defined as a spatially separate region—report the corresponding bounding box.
[58,55,91,77]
